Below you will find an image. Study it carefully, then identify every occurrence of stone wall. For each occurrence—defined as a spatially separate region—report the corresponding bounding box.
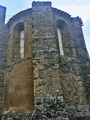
[81,62,90,104]
[53,8,77,59]
[0,6,7,114]
[0,25,7,114]
[1,97,90,120]
[59,56,87,107]
[0,1,90,119]
[4,58,34,110]
[32,2,63,100]
[53,9,89,62]
[4,9,34,111]
[6,9,32,65]
[72,17,89,62]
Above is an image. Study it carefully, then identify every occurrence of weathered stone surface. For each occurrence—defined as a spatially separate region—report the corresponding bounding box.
[7,118,13,120]
[4,58,34,110]
[0,1,90,120]
[81,62,90,104]
[0,7,7,114]
[1,97,90,120]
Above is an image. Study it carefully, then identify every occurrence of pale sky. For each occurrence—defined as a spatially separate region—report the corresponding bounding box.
[0,0,90,56]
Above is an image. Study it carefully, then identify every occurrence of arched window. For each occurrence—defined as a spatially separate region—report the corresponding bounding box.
[57,28,64,55]
[12,22,24,61]
[20,30,24,58]
[56,19,70,56]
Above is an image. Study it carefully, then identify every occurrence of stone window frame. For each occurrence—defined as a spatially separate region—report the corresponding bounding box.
[56,19,70,56]
[13,22,25,61]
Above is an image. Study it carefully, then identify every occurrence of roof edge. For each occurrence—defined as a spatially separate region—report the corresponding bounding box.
[6,8,32,28]
[52,8,83,26]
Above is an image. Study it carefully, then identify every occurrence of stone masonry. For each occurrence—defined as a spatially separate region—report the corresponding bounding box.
[0,1,90,120]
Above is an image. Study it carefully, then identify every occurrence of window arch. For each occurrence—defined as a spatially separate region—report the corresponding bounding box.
[13,22,24,61]
[56,19,69,56]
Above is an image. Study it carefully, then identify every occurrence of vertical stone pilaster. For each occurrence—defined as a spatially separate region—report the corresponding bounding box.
[32,1,63,100]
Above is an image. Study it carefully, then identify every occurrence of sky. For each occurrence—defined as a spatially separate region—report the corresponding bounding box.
[0,0,90,56]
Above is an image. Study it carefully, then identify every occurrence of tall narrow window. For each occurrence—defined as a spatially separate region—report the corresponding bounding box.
[57,28,64,55]
[20,30,24,58]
